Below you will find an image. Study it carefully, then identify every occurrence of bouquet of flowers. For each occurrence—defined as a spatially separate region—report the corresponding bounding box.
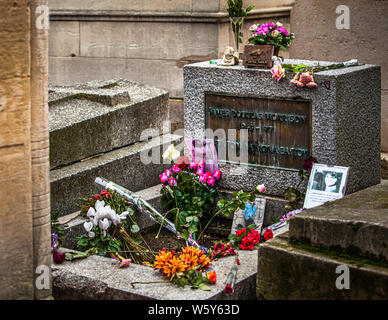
[248,22,295,50]
[160,144,222,240]
[143,246,216,290]
[209,241,236,260]
[75,189,154,264]
[229,224,274,250]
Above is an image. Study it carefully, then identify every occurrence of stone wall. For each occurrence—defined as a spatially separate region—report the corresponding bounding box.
[47,0,292,131]
[289,0,388,151]
[48,0,293,98]
[0,0,51,299]
[48,1,387,150]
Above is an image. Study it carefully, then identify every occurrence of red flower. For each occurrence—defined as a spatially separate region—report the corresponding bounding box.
[235,258,240,265]
[224,284,234,293]
[206,271,217,284]
[53,251,66,264]
[100,190,111,199]
[248,229,260,242]
[227,248,236,256]
[176,156,190,170]
[263,228,274,241]
[240,236,255,250]
[303,156,318,172]
[235,228,246,238]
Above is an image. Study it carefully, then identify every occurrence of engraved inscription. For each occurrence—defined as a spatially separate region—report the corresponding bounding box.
[205,94,312,169]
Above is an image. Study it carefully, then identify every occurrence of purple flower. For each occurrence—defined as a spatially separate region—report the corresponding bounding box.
[277,26,290,36]
[51,232,58,252]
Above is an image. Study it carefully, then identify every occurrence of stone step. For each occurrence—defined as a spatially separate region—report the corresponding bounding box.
[289,180,388,263]
[52,249,258,300]
[49,79,169,169]
[257,233,388,299]
[58,183,289,250]
[50,133,182,217]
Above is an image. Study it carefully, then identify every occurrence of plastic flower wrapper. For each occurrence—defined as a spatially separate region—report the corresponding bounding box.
[224,256,239,294]
[271,57,285,82]
[280,208,304,223]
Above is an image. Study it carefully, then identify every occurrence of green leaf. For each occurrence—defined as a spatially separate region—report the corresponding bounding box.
[131,224,140,233]
[198,283,211,291]
[188,225,198,235]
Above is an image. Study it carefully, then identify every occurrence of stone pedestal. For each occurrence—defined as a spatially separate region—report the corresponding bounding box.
[184,59,381,197]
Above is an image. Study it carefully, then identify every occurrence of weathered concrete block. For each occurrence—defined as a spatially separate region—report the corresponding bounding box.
[50,134,182,216]
[257,234,388,299]
[49,79,169,168]
[289,180,388,263]
[184,59,381,197]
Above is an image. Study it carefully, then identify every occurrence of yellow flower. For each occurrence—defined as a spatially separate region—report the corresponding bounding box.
[162,144,180,161]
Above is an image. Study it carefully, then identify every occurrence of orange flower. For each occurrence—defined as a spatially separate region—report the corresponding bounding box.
[180,246,211,270]
[162,256,186,279]
[206,271,217,284]
[153,249,186,279]
[152,246,212,280]
[153,249,174,272]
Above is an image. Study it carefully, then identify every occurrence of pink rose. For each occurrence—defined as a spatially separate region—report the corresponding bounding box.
[120,259,131,268]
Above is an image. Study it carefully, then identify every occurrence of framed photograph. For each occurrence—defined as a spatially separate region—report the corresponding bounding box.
[303,164,350,209]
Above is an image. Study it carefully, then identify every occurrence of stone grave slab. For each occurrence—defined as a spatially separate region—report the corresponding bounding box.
[49,78,169,168]
[184,59,381,197]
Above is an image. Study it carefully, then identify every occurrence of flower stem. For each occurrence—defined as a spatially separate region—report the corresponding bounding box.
[130,280,169,288]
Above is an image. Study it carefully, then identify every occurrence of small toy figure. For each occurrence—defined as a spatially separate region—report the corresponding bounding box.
[218,46,239,66]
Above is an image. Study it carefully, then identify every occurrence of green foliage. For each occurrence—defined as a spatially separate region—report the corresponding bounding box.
[75,229,122,255]
[161,171,218,240]
[227,0,254,50]
[198,188,261,242]
[284,169,310,211]
[174,268,211,291]
[282,63,346,74]
[227,0,254,18]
